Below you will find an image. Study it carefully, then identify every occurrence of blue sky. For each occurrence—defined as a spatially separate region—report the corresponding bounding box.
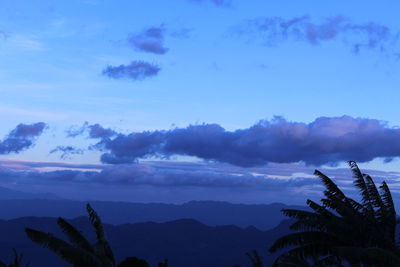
[1,0,400,203]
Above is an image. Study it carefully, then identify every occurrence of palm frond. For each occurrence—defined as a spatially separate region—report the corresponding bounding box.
[86,203,115,266]
[305,200,335,217]
[364,175,385,216]
[25,228,73,254]
[272,253,311,267]
[314,170,346,201]
[271,161,399,267]
[314,169,364,218]
[334,246,400,267]
[86,204,106,243]
[25,228,101,267]
[282,209,324,221]
[314,255,344,267]
[246,250,263,267]
[320,195,364,224]
[379,181,397,248]
[380,181,396,217]
[272,243,333,266]
[348,161,374,214]
[269,231,339,253]
[57,218,94,253]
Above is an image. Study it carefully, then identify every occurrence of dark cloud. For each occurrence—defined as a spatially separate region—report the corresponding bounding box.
[188,0,232,7]
[236,15,394,53]
[99,131,165,164]
[127,26,169,54]
[50,146,84,160]
[83,116,400,166]
[0,122,46,154]
[67,122,116,139]
[102,61,161,81]
[66,123,117,153]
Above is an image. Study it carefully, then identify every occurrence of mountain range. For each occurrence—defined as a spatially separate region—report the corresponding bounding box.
[0,199,305,230]
[0,216,292,267]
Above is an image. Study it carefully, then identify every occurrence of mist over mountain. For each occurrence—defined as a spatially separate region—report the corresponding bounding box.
[0,216,292,267]
[0,199,305,230]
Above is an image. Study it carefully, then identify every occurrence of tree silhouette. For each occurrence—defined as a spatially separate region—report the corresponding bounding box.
[158,259,169,267]
[246,250,263,267]
[0,249,29,267]
[118,257,149,267]
[25,203,149,267]
[269,161,400,266]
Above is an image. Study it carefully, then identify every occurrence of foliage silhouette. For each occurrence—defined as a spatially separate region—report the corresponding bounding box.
[269,161,400,266]
[118,257,149,267]
[0,249,29,267]
[158,259,168,267]
[246,250,263,267]
[25,203,149,267]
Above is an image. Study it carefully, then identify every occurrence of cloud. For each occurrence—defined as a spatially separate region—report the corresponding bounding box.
[102,61,161,81]
[0,159,322,188]
[0,122,46,154]
[188,0,232,7]
[50,146,84,160]
[66,122,116,139]
[127,26,169,54]
[0,159,104,171]
[0,160,320,204]
[2,158,400,204]
[235,15,395,53]
[79,116,400,166]
[99,131,165,164]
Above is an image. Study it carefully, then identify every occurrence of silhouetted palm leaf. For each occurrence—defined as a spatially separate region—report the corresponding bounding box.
[270,161,399,266]
[86,203,115,266]
[348,160,374,215]
[246,250,263,267]
[25,228,102,266]
[25,203,119,267]
[334,246,400,266]
[57,217,94,253]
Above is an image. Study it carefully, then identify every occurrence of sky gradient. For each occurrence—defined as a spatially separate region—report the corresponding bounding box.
[1,0,400,204]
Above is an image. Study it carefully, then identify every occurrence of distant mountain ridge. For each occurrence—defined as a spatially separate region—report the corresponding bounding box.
[0,216,292,267]
[0,186,60,200]
[0,199,306,230]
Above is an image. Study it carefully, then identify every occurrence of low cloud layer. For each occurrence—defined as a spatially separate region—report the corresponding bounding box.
[73,116,400,166]
[0,160,315,191]
[236,15,395,53]
[0,159,345,189]
[102,61,161,81]
[1,159,399,204]
[127,26,169,54]
[0,122,46,154]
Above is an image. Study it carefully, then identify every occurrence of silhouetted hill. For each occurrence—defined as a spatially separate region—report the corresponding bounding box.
[0,199,305,230]
[0,216,292,267]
